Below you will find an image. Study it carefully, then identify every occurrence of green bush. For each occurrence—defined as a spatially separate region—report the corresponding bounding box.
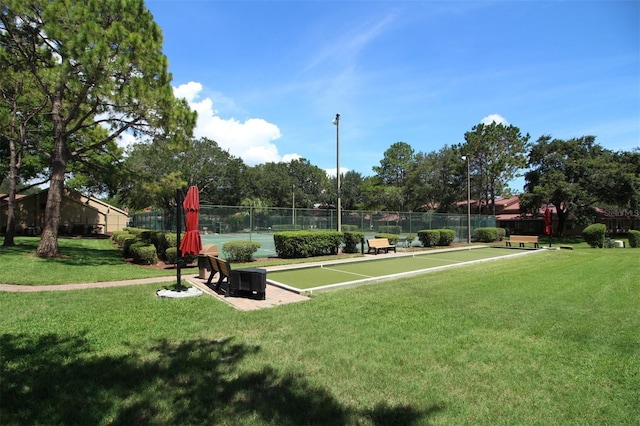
[378,225,402,234]
[110,230,128,243]
[417,229,440,247]
[165,247,178,264]
[113,232,135,247]
[222,241,261,262]
[437,229,456,246]
[475,227,498,243]
[130,242,158,265]
[374,233,399,245]
[341,224,360,232]
[628,230,640,248]
[274,231,344,258]
[496,228,506,241]
[122,236,138,258]
[343,231,365,253]
[165,247,197,264]
[582,223,606,248]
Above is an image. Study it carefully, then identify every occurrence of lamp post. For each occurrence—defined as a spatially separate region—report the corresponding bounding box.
[332,113,341,232]
[461,155,471,244]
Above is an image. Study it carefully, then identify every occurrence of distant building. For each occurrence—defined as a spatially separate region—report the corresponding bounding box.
[457,195,638,236]
[0,188,129,236]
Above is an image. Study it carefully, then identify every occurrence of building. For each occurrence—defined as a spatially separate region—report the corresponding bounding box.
[0,188,129,236]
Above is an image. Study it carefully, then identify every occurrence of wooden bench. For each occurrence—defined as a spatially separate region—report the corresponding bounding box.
[506,235,540,248]
[205,256,266,299]
[367,238,396,254]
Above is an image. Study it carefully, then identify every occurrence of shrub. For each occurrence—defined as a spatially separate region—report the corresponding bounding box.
[122,236,138,258]
[274,231,344,258]
[629,230,640,248]
[582,223,606,248]
[130,242,158,265]
[341,224,360,232]
[110,230,129,243]
[165,247,197,264]
[437,229,456,246]
[222,241,261,262]
[496,228,506,241]
[165,247,179,264]
[475,227,498,243]
[343,231,365,253]
[417,229,440,247]
[113,232,135,247]
[374,233,399,245]
[378,225,402,234]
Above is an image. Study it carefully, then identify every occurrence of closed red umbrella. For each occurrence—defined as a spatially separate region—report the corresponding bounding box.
[544,208,552,236]
[179,186,203,256]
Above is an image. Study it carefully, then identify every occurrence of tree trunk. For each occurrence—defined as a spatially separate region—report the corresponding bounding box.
[36,93,68,258]
[2,133,18,247]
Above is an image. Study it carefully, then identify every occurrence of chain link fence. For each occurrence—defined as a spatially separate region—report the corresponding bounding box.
[132,205,495,243]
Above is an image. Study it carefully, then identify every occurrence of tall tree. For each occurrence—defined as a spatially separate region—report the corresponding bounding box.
[372,141,415,211]
[1,0,195,256]
[405,146,465,212]
[462,122,530,215]
[0,47,49,246]
[520,135,617,235]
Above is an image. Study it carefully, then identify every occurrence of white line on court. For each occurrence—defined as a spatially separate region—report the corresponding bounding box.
[320,265,374,279]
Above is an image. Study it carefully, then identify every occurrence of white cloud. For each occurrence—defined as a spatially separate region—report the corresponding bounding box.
[325,167,350,178]
[173,82,300,166]
[481,114,509,126]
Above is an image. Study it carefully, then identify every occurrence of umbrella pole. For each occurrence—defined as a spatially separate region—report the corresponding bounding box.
[176,189,183,291]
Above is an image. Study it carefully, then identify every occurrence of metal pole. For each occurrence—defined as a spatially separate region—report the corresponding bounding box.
[333,113,341,233]
[176,189,183,291]
[462,155,471,244]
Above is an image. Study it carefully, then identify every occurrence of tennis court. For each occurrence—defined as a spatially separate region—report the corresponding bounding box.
[267,247,542,293]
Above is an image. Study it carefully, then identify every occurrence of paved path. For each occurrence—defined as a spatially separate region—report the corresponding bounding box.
[0,273,310,311]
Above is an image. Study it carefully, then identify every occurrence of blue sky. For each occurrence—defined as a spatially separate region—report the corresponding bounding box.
[144,0,639,192]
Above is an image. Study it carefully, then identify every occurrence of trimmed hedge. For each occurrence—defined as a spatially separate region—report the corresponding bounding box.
[130,242,158,265]
[474,227,506,243]
[274,231,344,258]
[438,229,456,246]
[222,241,261,262]
[341,224,360,232]
[417,230,440,247]
[583,223,606,248]
[628,230,640,248]
[344,231,365,253]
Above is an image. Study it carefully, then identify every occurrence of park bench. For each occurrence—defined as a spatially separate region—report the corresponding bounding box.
[506,235,540,248]
[367,238,397,255]
[205,256,266,299]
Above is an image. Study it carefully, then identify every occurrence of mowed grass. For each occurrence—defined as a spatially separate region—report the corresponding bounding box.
[0,236,176,285]
[1,244,638,425]
[268,247,528,289]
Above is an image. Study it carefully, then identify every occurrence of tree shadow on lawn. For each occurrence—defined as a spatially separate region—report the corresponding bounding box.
[1,333,443,425]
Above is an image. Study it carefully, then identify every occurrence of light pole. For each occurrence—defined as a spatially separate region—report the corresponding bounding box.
[332,113,341,232]
[461,155,471,244]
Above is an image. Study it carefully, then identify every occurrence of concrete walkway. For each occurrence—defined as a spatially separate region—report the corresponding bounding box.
[0,273,310,312]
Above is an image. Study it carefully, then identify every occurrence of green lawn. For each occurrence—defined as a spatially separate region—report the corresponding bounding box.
[0,237,176,285]
[1,238,638,424]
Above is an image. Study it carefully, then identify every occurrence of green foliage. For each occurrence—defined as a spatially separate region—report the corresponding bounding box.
[273,231,344,258]
[222,241,261,262]
[582,223,606,248]
[343,231,365,253]
[374,233,399,245]
[377,225,402,234]
[628,230,640,248]
[341,224,360,232]
[417,229,440,247]
[130,242,158,265]
[165,247,178,264]
[226,212,248,232]
[438,229,456,246]
[474,227,499,243]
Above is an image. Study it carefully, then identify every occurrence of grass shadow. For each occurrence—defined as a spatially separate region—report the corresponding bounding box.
[1,333,441,425]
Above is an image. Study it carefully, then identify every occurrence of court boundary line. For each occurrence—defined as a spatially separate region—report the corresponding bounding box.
[267,248,546,294]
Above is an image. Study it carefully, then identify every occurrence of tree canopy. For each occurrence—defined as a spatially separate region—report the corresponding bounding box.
[1,0,195,255]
